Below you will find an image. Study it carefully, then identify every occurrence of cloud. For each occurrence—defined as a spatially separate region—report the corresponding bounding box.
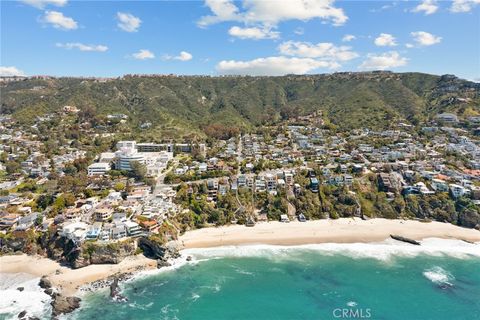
[175,51,193,61]
[342,34,356,42]
[21,0,67,9]
[370,2,398,13]
[228,26,280,39]
[278,41,358,61]
[216,56,337,76]
[41,10,77,30]
[117,12,141,32]
[411,31,442,46]
[450,0,480,12]
[163,51,193,61]
[56,42,108,52]
[374,33,397,46]
[294,27,304,35]
[198,0,348,27]
[0,66,26,77]
[359,51,407,70]
[132,49,155,60]
[412,0,438,15]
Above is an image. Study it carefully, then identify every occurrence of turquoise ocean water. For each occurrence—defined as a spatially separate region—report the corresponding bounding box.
[64,239,480,320]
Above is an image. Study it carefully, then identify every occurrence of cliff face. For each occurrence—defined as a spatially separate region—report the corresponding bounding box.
[72,241,137,269]
[1,228,139,268]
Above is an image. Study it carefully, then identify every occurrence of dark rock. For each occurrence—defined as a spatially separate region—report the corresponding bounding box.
[157,260,171,268]
[38,276,52,289]
[51,295,81,317]
[390,234,421,245]
[109,277,128,302]
[17,310,27,318]
[110,278,120,298]
[186,256,192,261]
[44,288,54,296]
[458,210,480,229]
[27,317,40,320]
[1,238,27,253]
[138,237,167,259]
[16,287,24,292]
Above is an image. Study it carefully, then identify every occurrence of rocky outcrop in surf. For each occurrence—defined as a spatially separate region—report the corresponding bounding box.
[390,235,421,245]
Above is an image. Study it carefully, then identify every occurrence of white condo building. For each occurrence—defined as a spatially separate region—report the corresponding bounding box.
[87,162,111,176]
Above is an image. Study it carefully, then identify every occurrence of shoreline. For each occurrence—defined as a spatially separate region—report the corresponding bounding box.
[178,218,480,248]
[0,254,157,296]
[1,218,479,299]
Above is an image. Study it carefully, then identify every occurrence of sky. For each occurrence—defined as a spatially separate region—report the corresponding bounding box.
[1,0,479,80]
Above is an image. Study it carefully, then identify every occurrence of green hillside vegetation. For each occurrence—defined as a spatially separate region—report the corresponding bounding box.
[2,72,479,139]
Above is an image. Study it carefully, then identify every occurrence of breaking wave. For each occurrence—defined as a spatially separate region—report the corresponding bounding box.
[181,238,480,262]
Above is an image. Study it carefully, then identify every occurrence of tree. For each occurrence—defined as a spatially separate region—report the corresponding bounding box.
[6,161,20,175]
[114,182,126,192]
[129,161,147,181]
[37,194,54,210]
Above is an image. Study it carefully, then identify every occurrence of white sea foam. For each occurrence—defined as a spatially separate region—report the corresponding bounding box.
[347,301,357,307]
[181,238,480,262]
[127,254,204,282]
[0,273,52,320]
[423,266,454,285]
[191,292,200,301]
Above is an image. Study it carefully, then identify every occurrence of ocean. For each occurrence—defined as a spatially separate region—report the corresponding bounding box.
[1,238,480,320]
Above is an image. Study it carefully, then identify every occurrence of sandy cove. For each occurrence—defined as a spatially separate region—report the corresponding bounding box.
[179,218,480,248]
[1,218,479,296]
[0,254,157,296]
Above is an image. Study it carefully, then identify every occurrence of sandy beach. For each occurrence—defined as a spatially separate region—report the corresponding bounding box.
[0,254,157,296]
[1,218,479,296]
[179,218,480,248]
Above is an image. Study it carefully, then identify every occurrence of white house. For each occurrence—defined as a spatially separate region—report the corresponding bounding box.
[88,162,111,176]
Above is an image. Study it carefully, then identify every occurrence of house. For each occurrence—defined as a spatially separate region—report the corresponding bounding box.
[436,113,458,124]
[94,206,114,222]
[310,177,319,192]
[265,174,277,193]
[237,175,247,188]
[0,213,20,230]
[125,220,142,236]
[139,219,158,232]
[61,222,89,242]
[431,179,449,192]
[284,172,294,185]
[449,184,468,198]
[88,162,111,176]
[15,213,40,231]
[198,163,208,172]
[294,183,301,196]
[111,225,127,240]
[255,179,266,192]
[378,173,398,192]
[85,223,102,240]
[344,175,353,186]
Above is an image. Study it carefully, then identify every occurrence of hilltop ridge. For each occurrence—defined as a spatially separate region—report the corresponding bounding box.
[1,72,479,137]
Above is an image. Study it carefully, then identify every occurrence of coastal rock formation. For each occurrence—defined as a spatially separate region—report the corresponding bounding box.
[17,310,40,320]
[0,237,26,253]
[138,237,180,268]
[109,277,128,302]
[390,235,421,245]
[51,295,81,317]
[38,275,52,289]
[40,230,137,268]
[458,209,480,229]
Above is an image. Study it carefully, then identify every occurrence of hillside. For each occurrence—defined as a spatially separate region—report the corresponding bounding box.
[1,72,479,136]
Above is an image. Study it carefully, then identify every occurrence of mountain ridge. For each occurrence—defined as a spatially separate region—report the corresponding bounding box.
[1,71,479,137]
